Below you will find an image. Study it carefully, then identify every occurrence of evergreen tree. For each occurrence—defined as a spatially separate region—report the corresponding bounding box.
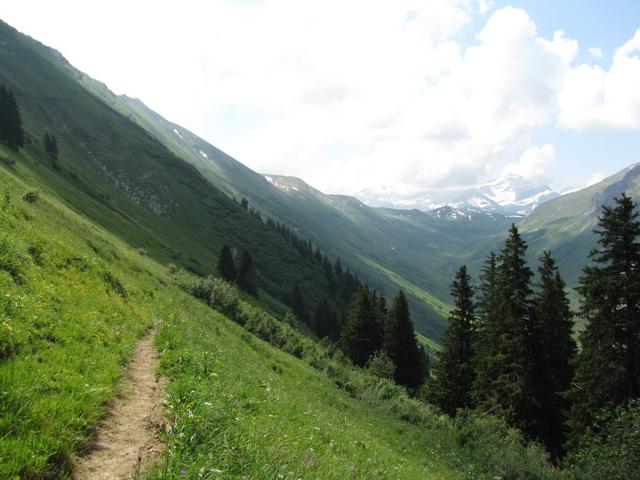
[472,252,499,403]
[312,298,341,340]
[473,225,534,432]
[568,194,640,445]
[217,244,237,282]
[290,283,306,322]
[43,132,58,159]
[339,287,381,367]
[429,265,476,416]
[0,85,24,150]
[383,290,424,389]
[529,252,576,458]
[236,249,257,295]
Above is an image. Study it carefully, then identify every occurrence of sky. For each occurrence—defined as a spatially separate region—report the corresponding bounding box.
[3,0,640,195]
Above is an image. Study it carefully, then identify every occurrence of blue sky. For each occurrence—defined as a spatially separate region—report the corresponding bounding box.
[3,1,640,195]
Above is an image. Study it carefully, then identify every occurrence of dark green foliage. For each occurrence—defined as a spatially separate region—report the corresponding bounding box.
[0,84,24,149]
[568,193,640,444]
[290,283,306,322]
[383,290,425,390]
[473,225,534,433]
[529,252,576,458]
[430,265,476,416]
[339,287,382,367]
[216,244,236,282]
[240,197,248,211]
[236,249,257,295]
[312,297,341,341]
[563,400,640,480]
[99,270,128,299]
[43,132,58,159]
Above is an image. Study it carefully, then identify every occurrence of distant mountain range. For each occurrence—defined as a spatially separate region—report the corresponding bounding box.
[356,173,560,215]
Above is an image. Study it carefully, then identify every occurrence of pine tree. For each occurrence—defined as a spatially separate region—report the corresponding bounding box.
[0,85,24,150]
[236,249,257,295]
[43,132,58,159]
[383,290,425,389]
[568,194,640,445]
[217,244,237,282]
[290,283,306,322]
[429,265,476,416]
[339,287,381,367]
[474,225,534,432]
[529,252,576,458]
[472,252,499,403]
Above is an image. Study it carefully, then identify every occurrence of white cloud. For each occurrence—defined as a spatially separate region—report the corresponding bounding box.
[502,144,556,180]
[478,0,493,15]
[588,47,603,58]
[4,2,636,195]
[558,29,640,129]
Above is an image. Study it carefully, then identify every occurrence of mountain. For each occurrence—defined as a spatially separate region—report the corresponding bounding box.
[519,162,640,285]
[0,19,350,319]
[70,87,520,338]
[356,173,560,215]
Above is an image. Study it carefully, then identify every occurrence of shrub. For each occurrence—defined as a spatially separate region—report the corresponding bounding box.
[563,400,640,480]
[21,190,39,203]
[100,270,128,299]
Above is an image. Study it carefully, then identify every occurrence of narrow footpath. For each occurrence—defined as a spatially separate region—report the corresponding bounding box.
[73,331,166,480]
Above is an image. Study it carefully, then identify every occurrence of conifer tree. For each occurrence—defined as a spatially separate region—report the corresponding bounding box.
[568,194,640,445]
[339,287,381,367]
[429,265,476,416]
[43,132,58,159]
[474,225,534,432]
[383,290,424,389]
[290,283,306,322]
[217,244,237,282]
[236,249,257,295]
[472,252,499,403]
[529,252,576,458]
[0,85,24,150]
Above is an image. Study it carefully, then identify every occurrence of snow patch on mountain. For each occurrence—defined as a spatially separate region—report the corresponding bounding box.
[356,174,560,215]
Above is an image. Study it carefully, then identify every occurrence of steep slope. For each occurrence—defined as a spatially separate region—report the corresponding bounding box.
[0,19,345,315]
[72,83,515,338]
[520,163,640,284]
[0,145,555,480]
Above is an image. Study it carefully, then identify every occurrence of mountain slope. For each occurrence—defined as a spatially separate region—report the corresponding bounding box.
[75,86,517,338]
[520,163,640,284]
[0,19,346,315]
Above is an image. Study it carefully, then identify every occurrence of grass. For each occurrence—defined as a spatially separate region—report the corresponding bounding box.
[0,160,559,480]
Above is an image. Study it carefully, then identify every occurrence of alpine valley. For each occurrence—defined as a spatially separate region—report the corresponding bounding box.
[1,12,639,480]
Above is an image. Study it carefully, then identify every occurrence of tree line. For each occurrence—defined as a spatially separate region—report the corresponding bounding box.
[428,194,640,461]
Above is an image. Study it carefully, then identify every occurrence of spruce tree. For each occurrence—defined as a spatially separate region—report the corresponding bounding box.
[530,252,576,458]
[217,244,237,282]
[568,194,640,445]
[383,290,424,389]
[236,249,257,295]
[339,287,381,367]
[0,85,24,150]
[290,283,306,322]
[44,132,58,159]
[474,225,534,432]
[429,265,476,416]
[472,252,499,403]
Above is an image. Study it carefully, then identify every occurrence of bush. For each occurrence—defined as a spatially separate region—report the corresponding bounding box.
[100,270,128,299]
[21,190,39,203]
[563,400,640,480]
[365,351,395,380]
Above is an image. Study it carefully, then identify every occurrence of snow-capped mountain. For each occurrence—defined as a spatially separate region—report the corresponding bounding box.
[356,174,560,215]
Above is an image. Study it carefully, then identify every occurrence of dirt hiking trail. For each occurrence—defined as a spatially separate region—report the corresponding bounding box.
[73,331,166,480]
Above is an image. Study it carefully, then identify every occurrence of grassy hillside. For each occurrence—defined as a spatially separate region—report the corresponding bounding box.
[0,19,354,319]
[0,140,561,480]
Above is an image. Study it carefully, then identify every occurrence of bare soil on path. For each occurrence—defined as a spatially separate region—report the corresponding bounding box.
[73,331,166,480]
